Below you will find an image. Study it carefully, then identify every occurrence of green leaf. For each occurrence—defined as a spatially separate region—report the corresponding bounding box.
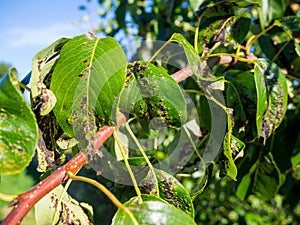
[51,34,127,150]
[253,154,281,200]
[0,68,38,174]
[31,37,69,99]
[169,33,223,92]
[236,165,253,200]
[31,38,69,116]
[276,16,300,38]
[197,19,224,53]
[198,16,250,52]
[237,153,281,200]
[229,17,251,45]
[169,33,200,70]
[222,133,245,180]
[254,59,288,141]
[141,169,194,217]
[118,61,187,128]
[196,2,233,18]
[35,185,93,225]
[226,82,246,134]
[111,195,196,225]
[196,1,259,18]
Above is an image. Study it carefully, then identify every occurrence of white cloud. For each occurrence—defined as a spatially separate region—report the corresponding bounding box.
[7,22,81,47]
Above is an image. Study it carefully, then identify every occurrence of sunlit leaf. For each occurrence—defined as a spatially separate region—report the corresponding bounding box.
[0,68,38,174]
[169,33,221,90]
[51,34,127,154]
[169,33,200,69]
[111,195,196,225]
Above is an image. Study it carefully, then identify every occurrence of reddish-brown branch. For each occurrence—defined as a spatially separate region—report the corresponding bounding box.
[1,125,115,225]
[1,68,189,225]
[1,152,88,225]
[171,66,193,83]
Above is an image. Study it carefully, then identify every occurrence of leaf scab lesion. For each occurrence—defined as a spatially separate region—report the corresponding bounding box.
[254,59,288,142]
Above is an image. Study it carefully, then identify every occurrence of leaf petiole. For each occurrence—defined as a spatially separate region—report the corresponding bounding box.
[0,192,17,202]
[68,172,139,225]
[113,131,143,202]
[125,122,160,197]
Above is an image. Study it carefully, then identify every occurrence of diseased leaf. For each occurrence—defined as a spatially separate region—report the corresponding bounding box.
[31,38,69,118]
[36,136,55,172]
[225,79,247,138]
[30,38,69,161]
[35,185,93,225]
[198,16,250,53]
[111,195,196,225]
[198,19,222,53]
[31,37,70,99]
[254,59,288,141]
[0,68,38,174]
[141,169,194,217]
[118,61,187,128]
[196,1,259,18]
[51,34,127,155]
[222,132,245,180]
[196,2,233,18]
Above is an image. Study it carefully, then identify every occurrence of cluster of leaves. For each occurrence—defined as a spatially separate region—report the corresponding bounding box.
[1,0,300,224]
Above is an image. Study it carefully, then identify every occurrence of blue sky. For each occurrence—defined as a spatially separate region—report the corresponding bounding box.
[0,0,100,79]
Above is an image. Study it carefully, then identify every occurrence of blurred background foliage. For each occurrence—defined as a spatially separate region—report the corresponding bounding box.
[76,0,300,224]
